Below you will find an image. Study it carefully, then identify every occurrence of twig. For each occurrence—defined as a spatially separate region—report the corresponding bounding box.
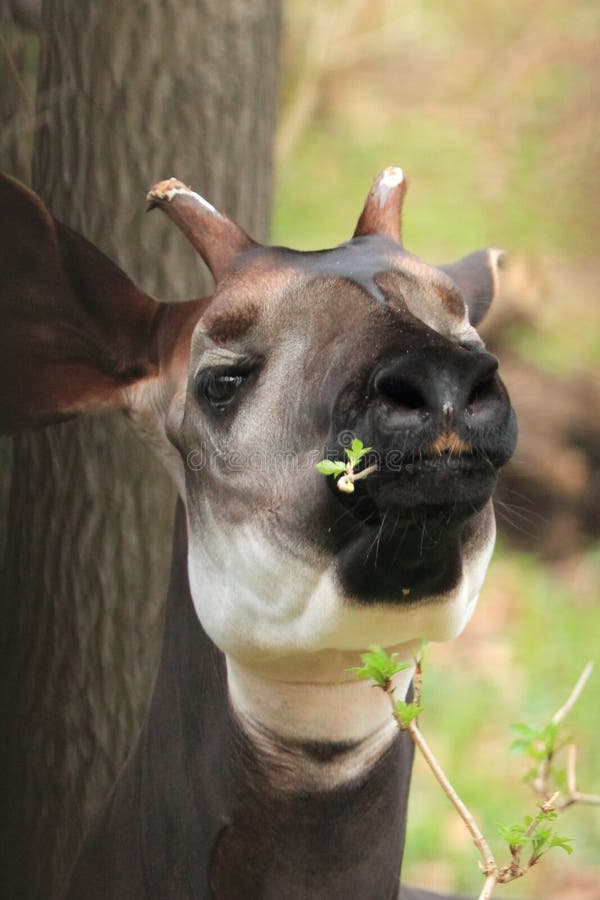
[413,652,423,709]
[562,746,600,806]
[479,872,498,900]
[571,791,600,806]
[531,662,599,807]
[566,743,577,797]
[357,648,596,899]
[407,720,497,875]
[541,791,560,812]
[337,463,378,493]
[552,661,594,725]
[385,686,498,883]
[347,463,378,483]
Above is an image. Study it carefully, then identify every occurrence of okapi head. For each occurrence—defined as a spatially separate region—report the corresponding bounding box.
[0,167,517,692]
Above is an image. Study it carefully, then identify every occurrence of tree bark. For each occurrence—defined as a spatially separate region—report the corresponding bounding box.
[0,5,39,572]
[0,2,280,897]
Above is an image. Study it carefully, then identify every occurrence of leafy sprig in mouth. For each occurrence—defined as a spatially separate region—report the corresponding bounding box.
[316,438,377,493]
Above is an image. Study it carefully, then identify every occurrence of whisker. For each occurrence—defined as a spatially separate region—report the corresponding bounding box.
[374,509,388,569]
[419,513,427,556]
[494,499,545,526]
[364,514,385,564]
[500,486,537,504]
[494,507,539,539]
[392,522,410,564]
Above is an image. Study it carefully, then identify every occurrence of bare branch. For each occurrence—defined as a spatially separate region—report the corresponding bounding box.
[412,652,423,709]
[385,686,497,878]
[531,661,595,800]
[571,791,600,806]
[567,743,577,795]
[479,872,498,900]
[541,791,560,811]
[347,463,378,483]
[364,652,596,898]
[561,747,600,807]
[552,661,594,725]
[382,657,598,897]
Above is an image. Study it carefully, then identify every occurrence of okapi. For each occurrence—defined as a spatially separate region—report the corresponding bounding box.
[0,167,517,899]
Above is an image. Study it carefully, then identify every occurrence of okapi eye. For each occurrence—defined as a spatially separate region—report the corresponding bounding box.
[198,371,246,408]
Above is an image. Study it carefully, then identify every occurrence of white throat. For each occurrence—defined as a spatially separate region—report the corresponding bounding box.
[226,656,415,791]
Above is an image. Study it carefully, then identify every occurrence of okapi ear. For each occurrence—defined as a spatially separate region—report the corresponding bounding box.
[0,172,162,434]
[440,249,505,327]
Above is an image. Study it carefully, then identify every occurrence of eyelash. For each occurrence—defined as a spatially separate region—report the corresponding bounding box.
[195,360,260,411]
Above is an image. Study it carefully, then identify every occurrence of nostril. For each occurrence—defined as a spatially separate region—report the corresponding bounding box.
[376,375,427,412]
[465,353,499,412]
[466,372,498,412]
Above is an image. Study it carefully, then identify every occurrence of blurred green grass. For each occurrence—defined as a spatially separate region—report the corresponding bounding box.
[274,116,578,258]
[274,2,599,894]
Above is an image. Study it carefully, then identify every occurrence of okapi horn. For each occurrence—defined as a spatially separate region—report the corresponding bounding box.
[353,166,407,244]
[146,178,254,282]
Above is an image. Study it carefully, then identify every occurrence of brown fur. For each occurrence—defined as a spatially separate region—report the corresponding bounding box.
[425,432,473,457]
[206,300,261,343]
[436,283,466,318]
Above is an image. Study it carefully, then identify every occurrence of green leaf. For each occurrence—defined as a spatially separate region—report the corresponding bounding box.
[498,813,574,862]
[497,822,528,846]
[509,719,565,763]
[554,767,568,791]
[345,439,372,469]
[510,739,536,755]
[316,459,346,477]
[510,723,539,738]
[540,722,561,751]
[394,700,423,728]
[349,645,411,689]
[548,835,574,855]
[531,825,552,849]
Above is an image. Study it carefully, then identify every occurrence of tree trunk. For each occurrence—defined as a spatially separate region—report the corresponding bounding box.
[0,2,280,897]
[0,7,39,592]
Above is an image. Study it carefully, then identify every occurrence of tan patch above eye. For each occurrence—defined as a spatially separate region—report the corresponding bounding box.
[436,284,465,318]
[425,432,472,457]
[205,301,260,343]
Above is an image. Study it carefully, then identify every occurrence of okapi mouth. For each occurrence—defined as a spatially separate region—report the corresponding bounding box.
[325,445,497,525]
[321,448,499,603]
[366,449,497,517]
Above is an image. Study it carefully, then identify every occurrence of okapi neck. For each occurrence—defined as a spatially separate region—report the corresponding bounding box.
[210,719,414,900]
[141,504,416,899]
[226,656,414,790]
[211,662,417,899]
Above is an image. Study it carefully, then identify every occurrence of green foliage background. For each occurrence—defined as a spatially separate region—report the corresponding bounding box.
[275,2,599,896]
